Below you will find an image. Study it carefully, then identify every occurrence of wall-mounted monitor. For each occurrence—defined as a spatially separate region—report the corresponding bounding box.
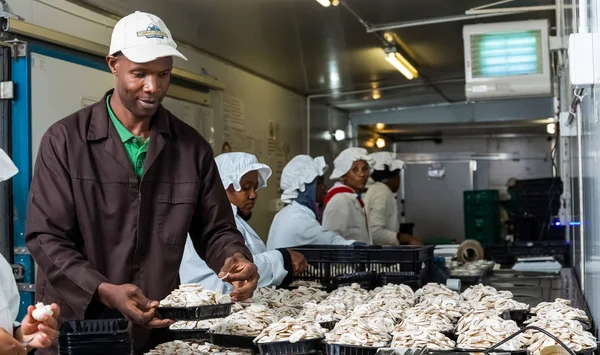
[464,20,551,100]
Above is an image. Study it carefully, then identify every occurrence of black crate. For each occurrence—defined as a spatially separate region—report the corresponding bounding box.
[331,271,375,291]
[291,245,367,286]
[257,338,324,355]
[325,343,380,355]
[376,272,421,290]
[364,245,434,276]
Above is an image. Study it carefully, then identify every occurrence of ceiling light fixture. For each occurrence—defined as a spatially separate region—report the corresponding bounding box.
[372,90,381,100]
[314,0,339,7]
[376,137,386,148]
[384,33,394,43]
[547,123,556,135]
[334,129,346,141]
[384,49,419,80]
[376,123,385,130]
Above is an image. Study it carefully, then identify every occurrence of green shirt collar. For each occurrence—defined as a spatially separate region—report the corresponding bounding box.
[107,95,135,143]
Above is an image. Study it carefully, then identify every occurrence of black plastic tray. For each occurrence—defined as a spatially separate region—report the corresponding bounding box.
[211,332,258,349]
[257,337,325,355]
[501,309,530,326]
[59,318,130,336]
[325,343,380,355]
[170,328,210,341]
[320,321,337,331]
[455,348,527,355]
[156,303,233,321]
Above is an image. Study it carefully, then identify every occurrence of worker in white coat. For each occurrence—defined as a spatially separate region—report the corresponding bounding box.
[179,152,307,292]
[0,149,60,354]
[267,155,356,249]
[322,148,375,244]
[364,152,421,246]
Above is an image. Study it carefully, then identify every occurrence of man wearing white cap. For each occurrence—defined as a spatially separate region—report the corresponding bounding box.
[364,152,421,245]
[25,11,257,353]
[267,155,356,249]
[322,148,375,244]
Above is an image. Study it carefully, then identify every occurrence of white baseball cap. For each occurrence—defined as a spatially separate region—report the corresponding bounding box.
[109,11,187,63]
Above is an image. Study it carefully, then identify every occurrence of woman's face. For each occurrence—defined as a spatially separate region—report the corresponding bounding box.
[226,171,259,215]
[343,160,370,192]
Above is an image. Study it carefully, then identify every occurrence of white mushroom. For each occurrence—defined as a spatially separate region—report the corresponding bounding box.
[253,317,324,344]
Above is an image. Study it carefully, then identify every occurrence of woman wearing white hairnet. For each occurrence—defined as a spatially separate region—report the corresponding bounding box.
[267,155,356,250]
[322,148,375,244]
[0,149,60,354]
[179,152,307,292]
[364,152,421,246]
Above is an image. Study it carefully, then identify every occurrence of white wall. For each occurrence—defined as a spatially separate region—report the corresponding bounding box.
[12,0,306,239]
[394,136,553,189]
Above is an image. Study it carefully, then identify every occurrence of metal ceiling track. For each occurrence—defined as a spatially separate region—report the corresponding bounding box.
[363,0,557,32]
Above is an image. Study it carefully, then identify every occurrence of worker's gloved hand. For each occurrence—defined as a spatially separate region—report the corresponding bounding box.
[97,283,172,328]
[19,303,60,349]
[0,328,26,355]
[219,252,259,302]
[287,250,308,273]
[352,242,368,246]
[398,233,422,246]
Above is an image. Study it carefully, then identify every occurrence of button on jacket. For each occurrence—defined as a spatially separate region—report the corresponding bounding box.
[25,90,252,352]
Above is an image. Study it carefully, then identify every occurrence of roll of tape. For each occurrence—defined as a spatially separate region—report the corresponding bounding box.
[446,278,462,291]
[457,240,485,263]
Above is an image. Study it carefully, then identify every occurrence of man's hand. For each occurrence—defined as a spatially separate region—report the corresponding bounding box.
[398,233,422,246]
[97,283,172,328]
[287,250,308,274]
[17,303,60,349]
[218,252,258,302]
[0,328,26,355]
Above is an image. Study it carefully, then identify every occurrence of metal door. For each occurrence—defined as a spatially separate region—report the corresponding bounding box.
[403,162,473,242]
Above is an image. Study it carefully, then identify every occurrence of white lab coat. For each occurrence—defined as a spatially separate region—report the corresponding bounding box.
[179,204,288,292]
[322,183,372,244]
[0,254,19,335]
[267,201,355,249]
[364,181,400,245]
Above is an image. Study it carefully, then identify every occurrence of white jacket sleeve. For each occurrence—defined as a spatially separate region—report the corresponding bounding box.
[252,250,289,288]
[302,218,355,246]
[180,236,289,291]
[179,236,231,293]
[0,254,19,334]
[367,193,399,245]
[322,194,353,239]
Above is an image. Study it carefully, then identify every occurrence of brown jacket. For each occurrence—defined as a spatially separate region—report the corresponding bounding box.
[25,90,252,353]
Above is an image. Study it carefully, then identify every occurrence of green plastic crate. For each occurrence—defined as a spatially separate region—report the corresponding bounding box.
[463,190,501,245]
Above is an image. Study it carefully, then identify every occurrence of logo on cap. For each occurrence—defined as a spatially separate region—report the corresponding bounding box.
[137,24,168,39]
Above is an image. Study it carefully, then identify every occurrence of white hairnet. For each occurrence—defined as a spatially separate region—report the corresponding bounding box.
[280,155,328,203]
[370,151,404,171]
[0,149,17,182]
[215,152,272,191]
[330,147,375,180]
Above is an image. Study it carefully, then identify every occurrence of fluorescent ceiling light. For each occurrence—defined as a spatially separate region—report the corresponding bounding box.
[314,0,339,7]
[385,52,419,80]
